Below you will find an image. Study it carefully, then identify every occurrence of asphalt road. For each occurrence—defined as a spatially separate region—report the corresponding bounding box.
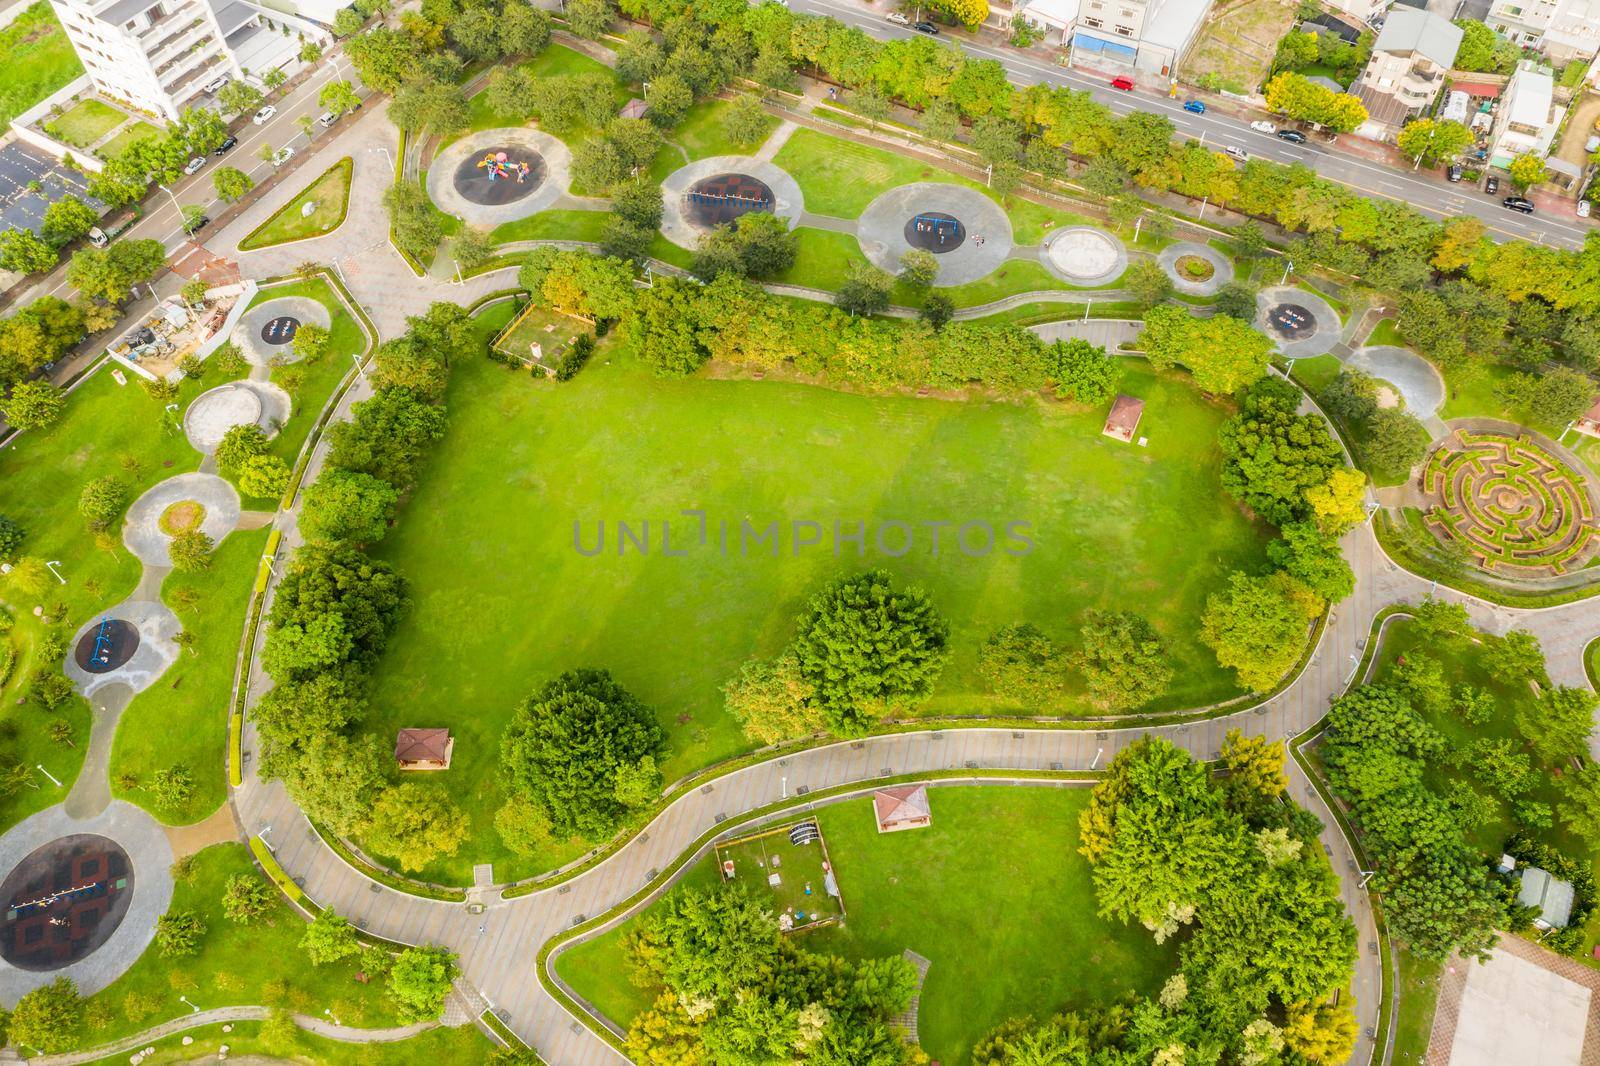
[790,0,1596,250]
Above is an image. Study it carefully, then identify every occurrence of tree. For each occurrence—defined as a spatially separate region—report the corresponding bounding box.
[1529,367,1597,426]
[1219,728,1288,812]
[206,163,253,204]
[1516,686,1597,765]
[499,3,550,56]
[920,292,955,331]
[1201,571,1318,691]
[319,79,361,118]
[1483,628,1546,685]
[494,794,556,856]
[66,240,166,305]
[978,623,1066,707]
[387,945,459,1020]
[299,469,399,546]
[326,386,447,490]
[611,178,663,230]
[629,885,782,1004]
[501,669,666,838]
[238,453,290,499]
[1123,258,1174,309]
[215,423,270,476]
[2,381,65,430]
[724,93,771,148]
[1218,377,1344,524]
[1263,72,1367,132]
[221,873,274,923]
[1508,152,1548,190]
[1268,521,1355,602]
[156,910,206,957]
[1213,280,1259,320]
[10,977,82,1052]
[1071,610,1172,711]
[1396,119,1473,167]
[218,80,264,117]
[78,476,126,532]
[0,515,23,563]
[836,261,894,317]
[267,732,391,836]
[1138,305,1272,395]
[364,782,469,872]
[1047,338,1123,405]
[1558,764,1600,837]
[1361,408,1429,481]
[41,196,98,248]
[932,0,987,28]
[898,249,939,290]
[566,0,614,37]
[168,528,215,572]
[722,651,824,744]
[149,764,195,808]
[1283,1000,1359,1065]
[0,230,56,274]
[1304,467,1367,535]
[302,910,361,964]
[485,67,535,121]
[790,570,949,734]
[384,180,443,264]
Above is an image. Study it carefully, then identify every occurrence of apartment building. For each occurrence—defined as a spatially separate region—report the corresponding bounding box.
[1356,8,1463,129]
[1488,62,1562,166]
[1488,0,1600,63]
[48,0,331,122]
[1011,0,1212,76]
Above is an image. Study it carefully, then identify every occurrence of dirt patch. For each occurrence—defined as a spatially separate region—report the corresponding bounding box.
[1182,0,1298,93]
[158,500,206,535]
[1554,90,1600,176]
[1177,255,1215,281]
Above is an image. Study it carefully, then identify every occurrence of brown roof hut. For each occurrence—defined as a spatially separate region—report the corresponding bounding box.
[395,728,454,771]
[1103,393,1144,442]
[873,784,932,833]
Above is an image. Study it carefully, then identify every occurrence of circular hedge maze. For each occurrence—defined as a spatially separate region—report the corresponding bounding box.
[1422,431,1600,576]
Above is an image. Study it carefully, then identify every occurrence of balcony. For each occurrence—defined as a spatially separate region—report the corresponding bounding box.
[156,39,219,86]
[148,18,209,63]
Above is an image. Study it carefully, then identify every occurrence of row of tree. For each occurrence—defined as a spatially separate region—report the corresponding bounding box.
[978,734,1358,1064]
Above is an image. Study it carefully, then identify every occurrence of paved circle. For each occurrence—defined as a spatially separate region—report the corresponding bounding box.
[857,183,1010,286]
[122,472,241,567]
[1255,286,1342,358]
[1038,226,1127,286]
[0,834,134,971]
[183,381,290,453]
[427,128,571,227]
[686,172,775,229]
[661,156,804,248]
[231,296,331,367]
[1158,241,1234,297]
[1345,346,1446,419]
[73,619,140,673]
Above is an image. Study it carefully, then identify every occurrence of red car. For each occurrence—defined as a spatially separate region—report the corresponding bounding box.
[1110,76,1135,91]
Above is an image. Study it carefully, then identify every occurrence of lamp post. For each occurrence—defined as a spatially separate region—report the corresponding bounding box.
[370,145,395,174]
[1281,258,1292,286]
[36,765,62,787]
[45,560,65,584]
[1090,747,1103,770]
[179,995,200,1014]
[325,1008,341,1026]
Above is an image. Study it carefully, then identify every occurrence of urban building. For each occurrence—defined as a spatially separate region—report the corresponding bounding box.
[1488,62,1563,167]
[1355,8,1463,130]
[1010,0,1212,76]
[1488,0,1600,63]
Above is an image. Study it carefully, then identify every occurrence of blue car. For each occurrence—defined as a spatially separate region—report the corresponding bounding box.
[1183,98,1206,114]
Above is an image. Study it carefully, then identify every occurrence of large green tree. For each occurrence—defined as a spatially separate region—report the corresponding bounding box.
[1138,306,1272,395]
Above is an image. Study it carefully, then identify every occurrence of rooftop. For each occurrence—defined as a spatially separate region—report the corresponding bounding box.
[1373,8,1463,68]
[1505,65,1555,129]
[873,784,932,828]
[395,728,453,764]
[1518,866,1575,928]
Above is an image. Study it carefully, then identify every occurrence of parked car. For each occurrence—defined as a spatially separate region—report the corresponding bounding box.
[1182,98,1206,114]
[203,74,230,94]
[1224,145,1249,161]
[1485,175,1499,195]
[184,214,210,235]
[271,146,294,167]
[183,156,206,176]
[1447,163,1463,182]
[317,111,336,128]
[1249,120,1274,133]
[886,10,909,24]
[1502,196,1535,214]
[1276,128,1307,144]
[1580,199,1593,218]
[912,20,939,34]
[1110,75,1134,91]
[213,135,237,155]
[252,105,276,125]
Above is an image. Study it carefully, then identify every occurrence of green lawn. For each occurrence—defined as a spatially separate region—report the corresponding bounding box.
[0,607,91,834]
[1392,948,1443,1066]
[82,843,404,1046]
[666,98,776,162]
[110,529,268,825]
[45,98,124,148]
[77,1018,493,1065]
[490,207,610,246]
[773,128,977,218]
[1365,317,1405,347]
[0,1,82,128]
[1439,359,1566,437]
[452,45,629,148]
[354,305,1268,883]
[557,787,1177,1066]
[238,157,353,250]
[101,120,163,160]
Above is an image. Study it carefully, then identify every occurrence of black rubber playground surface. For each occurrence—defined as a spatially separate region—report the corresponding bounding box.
[260,315,301,346]
[1268,303,1316,340]
[452,149,547,207]
[74,618,139,673]
[903,211,966,253]
[0,834,134,971]
[686,173,774,228]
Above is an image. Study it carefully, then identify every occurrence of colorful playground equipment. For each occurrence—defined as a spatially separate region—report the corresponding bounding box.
[90,617,115,668]
[477,151,531,183]
[687,188,771,209]
[912,214,960,245]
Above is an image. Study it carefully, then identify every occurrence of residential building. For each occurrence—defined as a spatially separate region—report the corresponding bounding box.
[1489,0,1600,63]
[1518,865,1575,929]
[1488,62,1562,167]
[47,0,330,122]
[1010,0,1211,76]
[1355,8,1463,129]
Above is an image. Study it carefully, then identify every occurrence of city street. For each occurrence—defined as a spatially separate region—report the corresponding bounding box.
[790,0,1597,249]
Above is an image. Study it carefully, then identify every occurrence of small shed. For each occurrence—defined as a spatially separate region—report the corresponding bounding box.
[873,784,932,833]
[1103,394,1144,442]
[1574,397,1600,439]
[395,728,454,771]
[619,98,648,120]
[1518,865,1575,929]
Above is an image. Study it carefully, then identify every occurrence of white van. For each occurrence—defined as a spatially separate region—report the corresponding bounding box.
[317,111,336,128]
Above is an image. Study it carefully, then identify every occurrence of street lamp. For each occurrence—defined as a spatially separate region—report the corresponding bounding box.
[45,560,65,584]
[1090,747,1103,770]
[179,995,200,1014]
[324,1008,341,1026]
[1281,258,1293,286]
[36,765,62,787]
[369,145,395,174]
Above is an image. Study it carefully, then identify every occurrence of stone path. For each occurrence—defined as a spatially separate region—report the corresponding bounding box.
[890,949,931,1044]
[1158,241,1233,296]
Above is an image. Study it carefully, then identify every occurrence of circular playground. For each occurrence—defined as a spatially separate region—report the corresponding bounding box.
[1268,303,1316,339]
[72,618,140,674]
[427,128,571,227]
[685,172,776,229]
[231,296,332,367]
[1038,226,1127,287]
[0,834,134,972]
[857,183,1011,287]
[1158,241,1233,296]
[660,156,804,247]
[1254,286,1341,358]
[123,472,241,567]
[183,380,289,453]
[1421,428,1600,576]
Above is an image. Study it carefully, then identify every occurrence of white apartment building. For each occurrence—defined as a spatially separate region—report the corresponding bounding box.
[1488,62,1562,166]
[1355,8,1462,129]
[1488,0,1600,63]
[48,0,332,122]
[1010,0,1212,77]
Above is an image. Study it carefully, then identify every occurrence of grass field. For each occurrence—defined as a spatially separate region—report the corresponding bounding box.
[773,128,978,218]
[109,529,268,825]
[77,1018,493,1065]
[663,97,775,165]
[714,821,844,929]
[1365,318,1405,347]
[557,786,1177,1065]
[83,843,404,1045]
[1439,359,1566,438]
[46,98,124,148]
[238,157,353,250]
[354,305,1268,883]
[0,1,82,128]
[101,120,163,160]
[1392,948,1444,1066]
[492,302,585,366]
[490,207,610,245]
[0,607,90,834]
